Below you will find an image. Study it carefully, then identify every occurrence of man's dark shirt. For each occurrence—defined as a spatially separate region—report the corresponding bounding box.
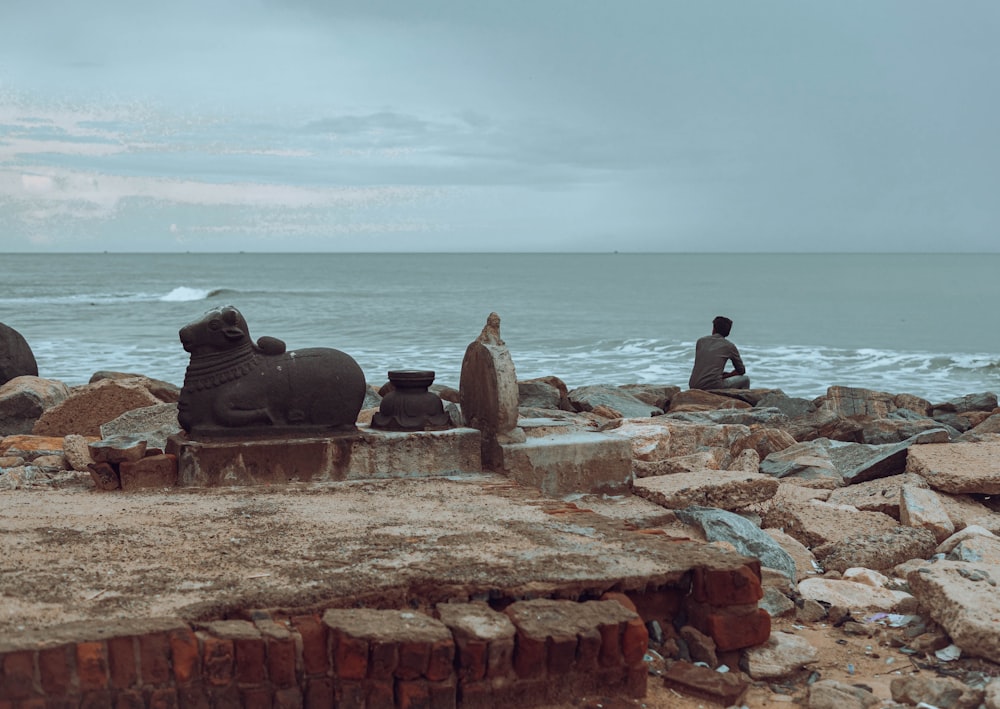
[688,334,745,390]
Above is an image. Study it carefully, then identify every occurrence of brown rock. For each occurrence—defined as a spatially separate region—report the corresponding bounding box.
[606,419,751,463]
[761,498,899,549]
[906,441,1000,494]
[731,427,797,460]
[32,379,163,437]
[62,434,96,472]
[662,660,749,706]
[890,674,985,709]
[633,471,779,511]
[88,372,181,403]
[826,473,929,518]
[814,526,938,573]
[0,376,71,435]
[764,528,819,582]
[825,386,896,419]
[668,389,752,413]
[900,484,955,542]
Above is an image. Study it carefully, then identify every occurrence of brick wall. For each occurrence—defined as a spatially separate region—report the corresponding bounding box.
[0,561,767,707]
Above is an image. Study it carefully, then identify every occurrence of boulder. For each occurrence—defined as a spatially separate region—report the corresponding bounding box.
[937,493,1000,534]
[763,528,819,582]
[618,383,680,410]
[900,484,955,542]
[100,403,181,451]
[665,407,788,427]
[0,323,38,385]
[894,393,933,417]
[987,679,1000,709]
[675,506,797,582]
[906,561,1000,663]
[88,371,181,403]
[633,471,779,511]
[517,378,566,410]
[759,440,839,481]
[859,416,952,444]
[0,434,65,460]
[906,441,1000,494]
[813,526,938,574]
[0,376,71,435]
[831,430,949,485]
[567,384,662,419]
[937,525,1000,556]
[744,631,819,680]
[731,427,797,461]
[32,378,163,437]
[62,434,95,472]
[797,577,913,612]
[962,412,1000,440]
[824,385,897,419]
[933,392,999,415]
[947,535,1000,564]
[890,676,984,709]
[667,389,751,413]
[755,391,817,419]
[633,450,727,478]
[761,498,899,549]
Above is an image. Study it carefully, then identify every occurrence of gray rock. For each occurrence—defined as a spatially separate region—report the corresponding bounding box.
[933,392,999,415]
[675,506,797,582]
[0,323,38,385]
[664,406,788,427]
[618,383,680,410]
[0,376,71,435]
[826,473,929,518]
[100,403,181,451]
[890,674,984,709]
[760,439,839,480]
[567,384,662,419]
[744,631,818,680]
[756,391,817,419]
[517,379,564,410]
[759,586,796,618]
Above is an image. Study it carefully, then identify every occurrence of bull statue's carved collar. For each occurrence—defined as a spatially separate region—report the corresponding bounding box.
[182,341,260,392]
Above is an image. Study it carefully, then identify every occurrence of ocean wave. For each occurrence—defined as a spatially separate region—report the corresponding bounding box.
[159,287,230,302]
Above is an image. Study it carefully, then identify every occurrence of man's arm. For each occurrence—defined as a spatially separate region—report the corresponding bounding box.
[724,346,745,378]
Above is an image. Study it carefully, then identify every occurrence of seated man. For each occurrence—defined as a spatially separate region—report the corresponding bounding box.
[688,316,750,390]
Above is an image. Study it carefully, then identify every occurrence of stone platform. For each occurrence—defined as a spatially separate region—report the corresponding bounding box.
[165,425,482,486]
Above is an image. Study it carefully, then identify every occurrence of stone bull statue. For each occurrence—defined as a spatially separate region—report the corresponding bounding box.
[177,305,366,437]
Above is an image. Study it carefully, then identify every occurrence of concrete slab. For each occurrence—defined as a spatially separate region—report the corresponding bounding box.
[500,432,632,495]
[166,425,482,486]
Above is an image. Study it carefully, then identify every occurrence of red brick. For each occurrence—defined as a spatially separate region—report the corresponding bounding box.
[176,683,211,709]
[396,679,430,709]
[274,686,303,708]
[457,680,492,709]
[598,622,623,667]
[456,639,487,681]
[691,565,764,606]
[80,690,113,708]
[233,635,266,685]
[266,635,297,688]
[76,642,109,691]
[365,680,395,709]
[428,679,458,709]
[148,687,180,709]
[211,684,242,708]
[577,627,601,670]
[169,628,201,684]
[303,677,334,709]
[291,615,329,676]
[115,689,145,709]
[486,637,514,678]
[239,687,272,709]
[600,591,638,613]
[369,639,398,679]
[625,664,647,698]
[547,634,576,674]
[334,680,365,707]
[397,641,429,680]
[628,587,684,623]
[512,632,545,679]
[200,635,234,687]
[700,608,771,652]
[139,633,172,685]
[38,645,72,695]
[622,617,649,665]
[426,639,454,682]
[333,634,367,680]
[107,636,138,689]
[0,650,35,700]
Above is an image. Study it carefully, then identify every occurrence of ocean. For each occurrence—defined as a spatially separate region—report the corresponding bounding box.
[1,253,997,403]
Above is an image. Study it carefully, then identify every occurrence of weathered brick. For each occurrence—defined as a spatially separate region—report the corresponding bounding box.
[176,682,211,709]
[1,650,36,700]
[200,634,234,687]
[239,687,272,709]
[598,622,623,667]
[625,664,647,698]
[140,633,173,686]
[106,636,138,690]
[369,638,398,679]
[455,639,487,681]
[80,690,113,708]
[577,627,601,670]
[428,679,458,709]
[267,635,297,688]
[697,607,771,652]
[547,633,577,674]
[512,632,546,678]
[169,628,201,685]
[396,678,430,709]
[426,639,454,682]
[334,680,366,707]
[115,689,145,709]
[333,634,367,680]
[148,686,180,709]
[291,615,329,676]
[365,679,395,709]
[622,617,649,665]
[210,684,242,709]
[38,645,73,696]
[274,686,303,709]
[233,635,266,685]
[486,636,514,679]
[691,564,764,606]
[303,677,334,709]
[76,641,109,691]
[457,680,492,709]
[398,640,430,680]
[628,587,684,624]
[600,591,638,613]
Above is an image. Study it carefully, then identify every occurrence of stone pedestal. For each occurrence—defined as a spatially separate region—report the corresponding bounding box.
[166,425,482,486]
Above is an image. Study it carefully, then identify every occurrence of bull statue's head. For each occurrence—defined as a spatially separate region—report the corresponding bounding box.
[179,305,252,355]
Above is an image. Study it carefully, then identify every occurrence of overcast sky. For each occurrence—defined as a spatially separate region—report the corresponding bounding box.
[1,1,998,253]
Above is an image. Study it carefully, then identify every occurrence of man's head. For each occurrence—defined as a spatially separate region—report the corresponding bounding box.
[712,316,733,337]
